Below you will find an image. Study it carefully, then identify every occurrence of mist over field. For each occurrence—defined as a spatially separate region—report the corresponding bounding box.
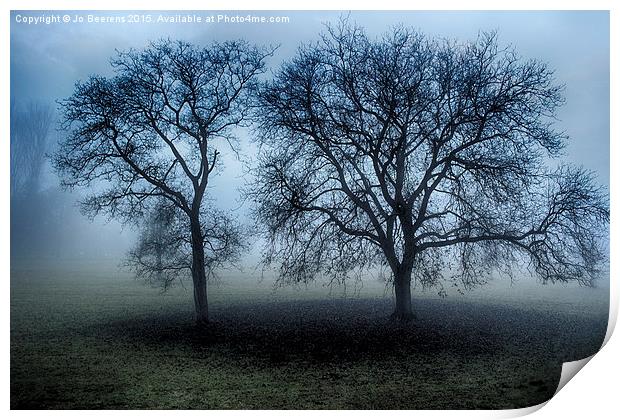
[10,10,609,410]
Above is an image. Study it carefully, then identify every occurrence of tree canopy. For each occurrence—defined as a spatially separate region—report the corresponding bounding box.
[249,23,608,318]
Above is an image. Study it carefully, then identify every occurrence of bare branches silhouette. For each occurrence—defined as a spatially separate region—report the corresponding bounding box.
[249,22,608,320]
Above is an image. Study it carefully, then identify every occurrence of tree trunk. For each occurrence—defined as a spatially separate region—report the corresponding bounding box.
[392,264,414,321]
[190,216,209,326]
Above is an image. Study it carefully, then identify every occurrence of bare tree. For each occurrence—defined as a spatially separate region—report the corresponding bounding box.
[11,101,53,198]
[128,198,182,290]
[249,23,609,320]
[126,198,244,293]
[54,39,272,325]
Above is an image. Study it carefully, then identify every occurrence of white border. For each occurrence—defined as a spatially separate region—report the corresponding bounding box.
[2,1,617,419]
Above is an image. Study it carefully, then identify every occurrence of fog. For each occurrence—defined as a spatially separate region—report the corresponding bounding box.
[10,10,610,297]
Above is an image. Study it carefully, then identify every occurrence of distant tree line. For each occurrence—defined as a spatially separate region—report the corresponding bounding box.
[10,100,69,262]
[10,100,53,199]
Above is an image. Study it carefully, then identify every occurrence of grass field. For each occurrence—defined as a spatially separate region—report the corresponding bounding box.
[10,266,609,409]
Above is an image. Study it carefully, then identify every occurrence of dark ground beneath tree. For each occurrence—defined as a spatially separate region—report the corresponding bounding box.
[10,267,608,409]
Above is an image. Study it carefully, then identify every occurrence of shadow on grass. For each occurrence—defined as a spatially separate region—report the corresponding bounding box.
[88,297,519,365]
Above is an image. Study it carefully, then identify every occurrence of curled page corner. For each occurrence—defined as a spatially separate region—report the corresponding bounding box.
[494,401,548,419]
[554,355,595,396]
[602,288,618,348]
[501,357,598,420]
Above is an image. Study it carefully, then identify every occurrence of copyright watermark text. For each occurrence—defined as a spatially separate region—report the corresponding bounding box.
[14,13,291,25]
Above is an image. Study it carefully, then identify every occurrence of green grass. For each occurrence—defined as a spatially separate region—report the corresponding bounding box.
[10,267,608,409]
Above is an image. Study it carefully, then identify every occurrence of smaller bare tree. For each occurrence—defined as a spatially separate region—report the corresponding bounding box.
[54,39,272,325]
[126,199,244,292]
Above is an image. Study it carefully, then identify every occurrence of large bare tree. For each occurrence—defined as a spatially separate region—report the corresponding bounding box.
[249,23,609,320]
[54,39,272,325]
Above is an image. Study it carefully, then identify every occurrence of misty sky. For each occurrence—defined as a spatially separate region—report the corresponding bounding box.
[10,10,610,271]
